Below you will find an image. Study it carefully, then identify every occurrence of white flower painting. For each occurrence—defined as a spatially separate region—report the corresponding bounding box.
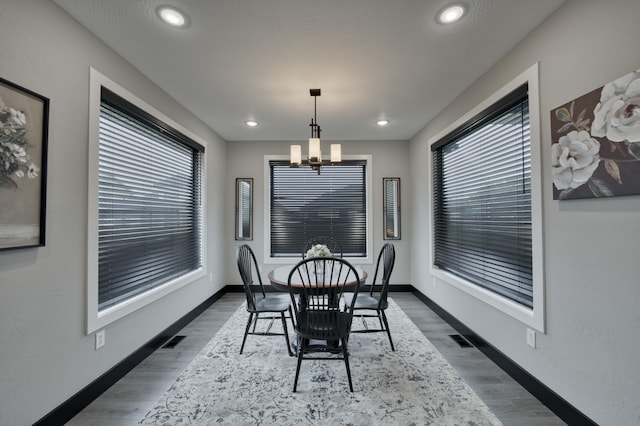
[551,69,640,200]
[0,77,49,250]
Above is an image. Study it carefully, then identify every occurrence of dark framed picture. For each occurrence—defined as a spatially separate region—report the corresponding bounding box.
[0,76,49,250]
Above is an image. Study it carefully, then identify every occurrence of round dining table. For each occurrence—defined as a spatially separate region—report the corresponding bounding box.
[267,264,367,292]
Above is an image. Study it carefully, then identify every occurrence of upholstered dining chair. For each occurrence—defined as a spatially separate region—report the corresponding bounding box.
[236,244,293,356]
[287,256,361,392]
[302,236,343,258]
[343,243,396,351]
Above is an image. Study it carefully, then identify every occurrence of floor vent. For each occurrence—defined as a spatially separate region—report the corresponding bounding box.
[162,335,186,349]
[449,334,473,348]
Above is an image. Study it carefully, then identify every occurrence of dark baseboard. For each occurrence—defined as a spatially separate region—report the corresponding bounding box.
[34,287,228,426]
[234,283,414,293]
[410,287,597,426]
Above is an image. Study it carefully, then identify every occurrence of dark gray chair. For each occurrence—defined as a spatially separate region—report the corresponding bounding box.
[302,236,343,258]
[237,244,293,356]
[288,256,361,392]
[343,243,396,351]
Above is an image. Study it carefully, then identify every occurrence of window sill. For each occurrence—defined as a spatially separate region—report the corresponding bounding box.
[430,266,544,332]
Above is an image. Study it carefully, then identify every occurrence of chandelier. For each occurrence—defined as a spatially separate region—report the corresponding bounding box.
[290,89,341,174]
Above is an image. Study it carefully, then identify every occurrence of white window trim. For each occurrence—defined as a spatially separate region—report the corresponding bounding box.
[428,63,545,332]
[87,68,207,334]
[263,154,373,265]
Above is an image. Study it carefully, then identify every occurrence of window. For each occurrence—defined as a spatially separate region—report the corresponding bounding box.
[430,64,544,330]
[268,159,368,259]
[87,69,205,332]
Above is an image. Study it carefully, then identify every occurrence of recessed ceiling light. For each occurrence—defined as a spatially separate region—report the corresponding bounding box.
[245,120,259,127]
[436,4,466,24]
[376,119,390,126]
[157,6,188,27]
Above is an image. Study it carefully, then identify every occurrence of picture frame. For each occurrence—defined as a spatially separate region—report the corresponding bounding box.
[0,76,49,250]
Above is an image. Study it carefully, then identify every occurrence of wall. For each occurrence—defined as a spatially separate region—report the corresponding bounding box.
[0,1,227,424]
[409,0,640,424]
[225,139,411,286]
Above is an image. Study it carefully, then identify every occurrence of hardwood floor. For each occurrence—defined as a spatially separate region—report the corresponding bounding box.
[67,292,565,425]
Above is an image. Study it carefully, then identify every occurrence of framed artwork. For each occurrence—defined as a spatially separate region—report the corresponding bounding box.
[0,76,49,250]
[551,69,640,200]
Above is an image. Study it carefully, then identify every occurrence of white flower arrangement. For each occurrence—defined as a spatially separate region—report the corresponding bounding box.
[306,243,332,258]
[0,96,40,188]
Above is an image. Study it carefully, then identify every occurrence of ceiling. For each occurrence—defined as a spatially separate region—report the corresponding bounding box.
[52,0,565,142]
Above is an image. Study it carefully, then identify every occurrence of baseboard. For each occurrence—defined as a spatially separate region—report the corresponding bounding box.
[34,287,228,426]
[410,287,597,426]
[233,283,414,293]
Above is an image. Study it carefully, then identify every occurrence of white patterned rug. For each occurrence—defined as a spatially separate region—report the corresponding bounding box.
[139,298,502,425]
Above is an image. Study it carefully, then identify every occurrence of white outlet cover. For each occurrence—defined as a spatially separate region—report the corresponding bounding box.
[526,328,536,348]
[95,329,106,349]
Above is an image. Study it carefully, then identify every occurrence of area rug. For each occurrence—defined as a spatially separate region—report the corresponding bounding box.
[139,299,502,425]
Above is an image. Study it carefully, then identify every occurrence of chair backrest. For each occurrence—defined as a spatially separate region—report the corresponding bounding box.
[287,257,360,338]
[302,236,343,259]
[370,243,396,307]
[236,244,265,310]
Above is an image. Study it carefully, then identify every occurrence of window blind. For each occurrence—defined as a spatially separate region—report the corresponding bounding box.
[270,160,367,257]
[98,89,203,311]
[432,84,532,308]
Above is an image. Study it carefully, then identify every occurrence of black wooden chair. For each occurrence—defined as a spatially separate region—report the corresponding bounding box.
[302,236,343,258]
[236,244,293,356]
[343,243,396,350]
[288,256,361,392]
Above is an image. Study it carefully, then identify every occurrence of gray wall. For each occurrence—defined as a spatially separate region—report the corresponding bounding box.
[409,1,640,424]
[225,139,411,286]
[0,1,227,424]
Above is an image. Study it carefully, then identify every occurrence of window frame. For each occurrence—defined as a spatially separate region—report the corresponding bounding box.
[428,63,545,332]
[263,154,373,265]
[87,68,207,334]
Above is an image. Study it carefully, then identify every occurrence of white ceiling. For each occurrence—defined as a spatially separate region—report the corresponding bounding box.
[52,0,565,141]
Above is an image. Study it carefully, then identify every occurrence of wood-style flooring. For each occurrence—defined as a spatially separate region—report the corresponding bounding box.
[67,292,565,425]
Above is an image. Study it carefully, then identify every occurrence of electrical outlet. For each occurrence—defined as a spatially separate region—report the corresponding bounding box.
[526,328,536,348]
[209,273,213,282]
[95,329,106,350]
[433,278,437,288]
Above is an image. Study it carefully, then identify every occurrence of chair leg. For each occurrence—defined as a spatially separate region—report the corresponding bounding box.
[240,312,254,354]
[380,310,395,351]
[251,312,260,333]
[341,337,354,392]
[281,312,293,356]
[293,337,306,392]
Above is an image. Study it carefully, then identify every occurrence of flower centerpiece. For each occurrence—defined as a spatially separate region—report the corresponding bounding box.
[306,243,332,259]
[305,243,331,275]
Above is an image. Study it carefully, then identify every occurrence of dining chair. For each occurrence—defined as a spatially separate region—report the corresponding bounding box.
[287,256,361,392]
[302,236,343,258]
[236,244,293,356]
[343,243,396,351]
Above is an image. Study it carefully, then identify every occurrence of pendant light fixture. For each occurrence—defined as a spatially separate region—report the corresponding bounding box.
[290,89,341,174]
